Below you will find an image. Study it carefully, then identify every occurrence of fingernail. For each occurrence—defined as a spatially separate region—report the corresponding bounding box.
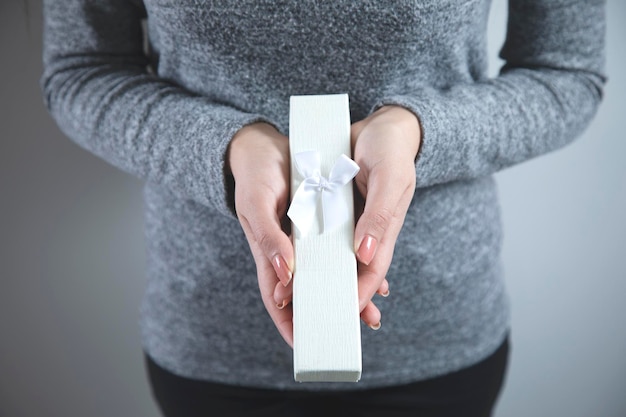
[272,255,292,286]
[356,235,377,265]
[380,290,390,298]
[276,300,286,310]
[369,322,381,331]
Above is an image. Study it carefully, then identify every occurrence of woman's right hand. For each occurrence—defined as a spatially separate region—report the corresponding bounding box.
[227,122,296,347]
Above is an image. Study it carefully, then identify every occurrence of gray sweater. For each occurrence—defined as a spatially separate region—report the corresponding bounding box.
[42,0,605,390]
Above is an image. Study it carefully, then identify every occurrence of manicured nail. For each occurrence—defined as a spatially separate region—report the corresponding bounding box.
[356,235,377,265]
[272,254,292,286]
[369,322,381,331]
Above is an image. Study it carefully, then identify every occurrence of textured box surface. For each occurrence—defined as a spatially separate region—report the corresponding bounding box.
[289,94,362,382]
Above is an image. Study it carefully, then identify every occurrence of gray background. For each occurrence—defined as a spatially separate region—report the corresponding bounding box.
[1,0,624,416]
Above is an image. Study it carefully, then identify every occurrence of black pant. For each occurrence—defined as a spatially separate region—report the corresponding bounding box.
[145,336,509,417]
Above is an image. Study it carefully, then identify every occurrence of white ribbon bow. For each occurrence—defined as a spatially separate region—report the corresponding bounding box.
[287,151,360,236]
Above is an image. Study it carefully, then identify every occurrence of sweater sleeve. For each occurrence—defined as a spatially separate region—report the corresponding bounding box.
[373,0,606,189]
[41,0,272,217]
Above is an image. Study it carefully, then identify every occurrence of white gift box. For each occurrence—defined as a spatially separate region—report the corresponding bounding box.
[288,94,362,382]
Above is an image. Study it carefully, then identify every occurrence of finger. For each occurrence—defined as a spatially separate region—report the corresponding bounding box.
[262,283,294,347]
[360,300,382,330]
[274,280,293,309]
[377,278,390,297]
[243,226,294,347]
[238,197,294,287]
[262,289,294,348]
[353,166,413,266]
[357,267,382,312]
[239,217,277,298]
[356,212,404,310]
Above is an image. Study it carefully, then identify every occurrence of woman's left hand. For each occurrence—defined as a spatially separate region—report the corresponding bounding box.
[350,105,422,329]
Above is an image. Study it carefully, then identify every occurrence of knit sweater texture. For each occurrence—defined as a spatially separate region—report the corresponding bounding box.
[41,0,605,390]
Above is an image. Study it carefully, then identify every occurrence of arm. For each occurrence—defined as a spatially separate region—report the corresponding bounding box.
[351,0,606,319]
[41,0,272,216]
[374,0,606,188]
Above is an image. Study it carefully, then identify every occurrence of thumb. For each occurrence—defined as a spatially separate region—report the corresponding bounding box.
[353,198,394,266]
[353,165,407,266]
[239,202,294,287]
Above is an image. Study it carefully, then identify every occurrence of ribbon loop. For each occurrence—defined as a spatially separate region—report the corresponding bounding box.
[288,151,359,236]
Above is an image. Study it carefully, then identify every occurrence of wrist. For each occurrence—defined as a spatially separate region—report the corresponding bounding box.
[228,122,277,169]
[377,105,422,161]
[231,122,277,147]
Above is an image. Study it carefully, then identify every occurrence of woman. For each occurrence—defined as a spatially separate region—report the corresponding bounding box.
[41,0,605,416]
